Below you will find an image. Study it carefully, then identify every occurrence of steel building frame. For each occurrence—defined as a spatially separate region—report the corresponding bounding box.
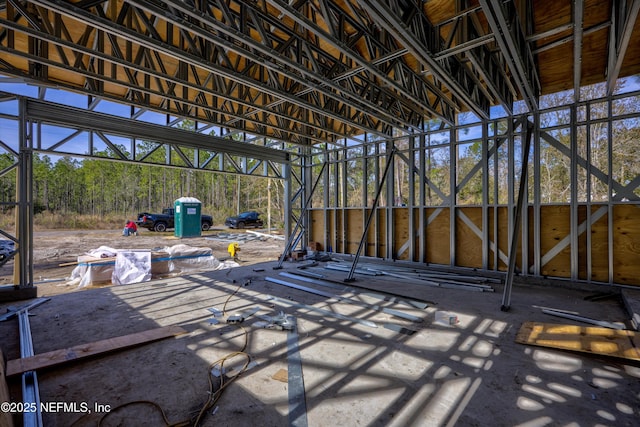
[1,1,640,296]
[0,92,293,292]
[307,87,640,288]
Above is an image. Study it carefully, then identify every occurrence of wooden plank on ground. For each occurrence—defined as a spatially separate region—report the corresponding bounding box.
[6,325,187,377]
[516,322,640,362]
[0,349,15,427]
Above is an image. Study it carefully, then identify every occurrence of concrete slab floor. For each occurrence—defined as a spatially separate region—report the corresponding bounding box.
[1,262,639,426]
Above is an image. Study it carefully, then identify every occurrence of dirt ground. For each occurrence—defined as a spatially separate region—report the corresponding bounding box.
[0,228,285,296]
[1,230,639,426]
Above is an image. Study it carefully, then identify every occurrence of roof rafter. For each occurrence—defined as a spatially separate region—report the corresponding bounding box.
[25,0,395,142]
[360,0,491,120]
[479,0,540,112]
[262,0,457,124]
[151,0,425,131]
[0,16,349,144]
[607,0,640,95]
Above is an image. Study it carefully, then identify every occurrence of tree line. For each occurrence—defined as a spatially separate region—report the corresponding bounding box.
[314,83,640,208]
[0,151,285,227]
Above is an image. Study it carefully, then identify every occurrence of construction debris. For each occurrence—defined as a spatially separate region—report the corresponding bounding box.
[265,276,424,323]
[287,270,431,309]
[541,308,626,330]
[7,325,187,377]
[322,261,497,292]
[255,311,296,331]
[247,230,286,241]
[0,297,50,322]
[516,322,640,362]
[621,289,640,331]
[226,307,260,324]
[66,244,237,287]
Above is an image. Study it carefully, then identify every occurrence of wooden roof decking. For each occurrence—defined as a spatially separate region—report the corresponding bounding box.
[0,0,638,146]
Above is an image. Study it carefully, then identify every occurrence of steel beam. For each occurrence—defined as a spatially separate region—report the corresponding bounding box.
[479,0,540,112]
[607,0,640,95]
[345,146,397,282]
[274,162,327,269]
[574,0,584,101]
[501,121,533,311]
[361,0,491,119]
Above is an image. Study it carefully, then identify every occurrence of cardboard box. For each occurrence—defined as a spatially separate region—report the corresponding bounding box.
[291,250,306,260]
[307,241,322,251]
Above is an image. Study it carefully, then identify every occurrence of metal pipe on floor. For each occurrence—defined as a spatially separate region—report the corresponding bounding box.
[18,309,43,427]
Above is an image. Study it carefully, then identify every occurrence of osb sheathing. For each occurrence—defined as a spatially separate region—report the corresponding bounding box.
[309,204,640,286]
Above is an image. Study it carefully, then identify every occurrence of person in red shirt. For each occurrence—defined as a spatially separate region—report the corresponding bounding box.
[123,220,137,236]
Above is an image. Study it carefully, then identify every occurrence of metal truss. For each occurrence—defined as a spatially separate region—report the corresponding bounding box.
[26,98,289,177]
[607,0,640,95]
[1,0,634,151]
[478,0,541,112]
[360,0,493,120]
[0,0,471,144]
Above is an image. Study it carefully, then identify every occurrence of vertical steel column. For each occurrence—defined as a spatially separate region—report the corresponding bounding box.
[386,141,395,260]
[323,150,330,253]
[570,105,579,280]
[501,122,533,311]
[607,95,614,284]
[283,161,292,254]
[362,142,369,257]
[18,98,33,289]
[274,162,327,269]
[419,132,426,264]
[408,136,416,262]
[449,127,457,266]
[302,146,312,251]
[374,141,381,258]
[586,103,593,282]
[333,150,340,252]
[482,120,489,269]
[533,113,541,276]
[493,122,500,271]
[345,147,397,282]
[341,146,348,254]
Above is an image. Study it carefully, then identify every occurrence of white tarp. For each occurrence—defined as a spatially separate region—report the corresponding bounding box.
[113,251,152,285]
[66,244,238,288]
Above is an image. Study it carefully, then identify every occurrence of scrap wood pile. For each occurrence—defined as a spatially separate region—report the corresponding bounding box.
[516,289,640,362]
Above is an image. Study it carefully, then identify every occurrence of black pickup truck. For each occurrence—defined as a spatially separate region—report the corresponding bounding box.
[136,208,213,232]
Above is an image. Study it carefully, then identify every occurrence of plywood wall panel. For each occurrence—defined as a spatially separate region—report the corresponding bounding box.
[393,208,410,261]
[613,205,640,285]
[426,208,450,265]
[310,210,324,245]
[539,205,572,278]
[365,209,378,258]
[456,207,483,268]
[377,209,387,258]
[307,204,639,287]
[346,209,364,254]
[589,205,610,282]
[496,207,511,271]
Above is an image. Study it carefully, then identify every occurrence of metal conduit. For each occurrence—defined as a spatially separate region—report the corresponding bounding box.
[18,310,43,427]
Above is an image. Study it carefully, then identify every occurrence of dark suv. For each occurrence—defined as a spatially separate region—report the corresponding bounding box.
[224,211,264,229]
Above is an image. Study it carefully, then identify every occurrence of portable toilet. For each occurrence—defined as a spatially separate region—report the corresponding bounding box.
[174,197,202,238]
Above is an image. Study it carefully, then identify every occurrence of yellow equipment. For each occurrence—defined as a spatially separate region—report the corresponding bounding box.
[227,242,240,258]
